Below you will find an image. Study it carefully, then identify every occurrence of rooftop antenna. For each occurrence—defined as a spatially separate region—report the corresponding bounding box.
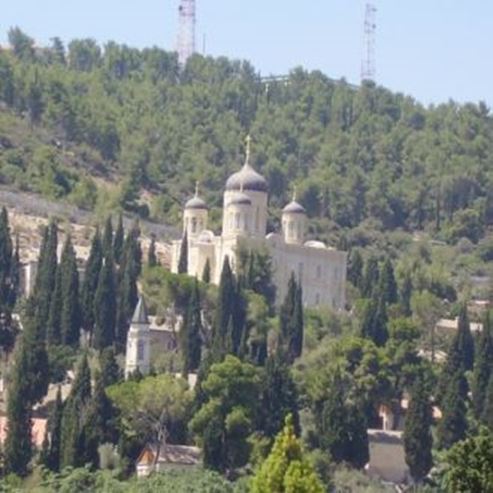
[176,0,196,67]
[361,2,377,82]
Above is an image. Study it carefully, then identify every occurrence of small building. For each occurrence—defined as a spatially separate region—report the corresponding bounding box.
[435,317,482,333]
[136,443,201,478]
[125,297,151,378]
[0,415,47,448]
[367,429,409,484]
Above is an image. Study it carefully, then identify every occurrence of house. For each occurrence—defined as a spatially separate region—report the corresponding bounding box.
[136,443,201,478]
[0,415,47,448]
[435,317,482,333]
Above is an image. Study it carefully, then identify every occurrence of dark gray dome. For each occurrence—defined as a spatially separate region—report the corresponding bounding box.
[225,163,268,193]
[185,195,208,210]
[283,200,306,214]
[229,192,252,206]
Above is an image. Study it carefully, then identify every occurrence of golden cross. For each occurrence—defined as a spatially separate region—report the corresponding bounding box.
[245,134,252,164]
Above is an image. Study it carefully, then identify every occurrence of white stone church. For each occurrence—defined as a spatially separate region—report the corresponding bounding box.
[170,138,347,310]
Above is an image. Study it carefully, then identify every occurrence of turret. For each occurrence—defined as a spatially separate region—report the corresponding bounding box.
[224,185,252,236]
[125,296,151,378]
[282,190,306,245]
[184,182,208,239]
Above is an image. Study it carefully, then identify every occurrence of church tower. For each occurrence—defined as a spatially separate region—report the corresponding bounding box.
[282,190,306,245]
[183,182,208,239]
[125,296,151,378]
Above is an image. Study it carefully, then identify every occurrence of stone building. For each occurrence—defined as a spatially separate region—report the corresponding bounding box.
[125,297,151,378]
[170,137,347,310]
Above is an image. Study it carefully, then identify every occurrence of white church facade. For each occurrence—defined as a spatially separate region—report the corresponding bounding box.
[170,138,347,310]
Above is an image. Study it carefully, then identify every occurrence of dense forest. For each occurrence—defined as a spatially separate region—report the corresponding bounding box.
[0,27,492,246]
[0,27,493,492]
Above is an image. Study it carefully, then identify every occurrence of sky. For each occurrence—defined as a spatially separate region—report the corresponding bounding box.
[1,1,492,106]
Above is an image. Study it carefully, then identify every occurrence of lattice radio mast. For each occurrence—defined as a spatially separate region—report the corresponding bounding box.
[361,3,377,82]
[176,0,196,67]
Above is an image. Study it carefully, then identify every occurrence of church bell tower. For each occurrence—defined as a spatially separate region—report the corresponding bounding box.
[125,296,151,378]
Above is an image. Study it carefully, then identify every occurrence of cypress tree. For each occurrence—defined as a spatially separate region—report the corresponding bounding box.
[48,386,63,472]
[361,255,379,298]
[94,255,116,350]
[33,220,58,332]
[102,216,113,259]
[400,271,413,317]
[47,268,62,345]
[347,248,363,289]
[202,258,211,283]
[178,230,188,274]
[379,257,398,305]
[148,235,157,267]
[181,279,202,375]
[8,234,20,310]
[80,228,103,336]
[113,214,124,264]
[403,377,433,483]
[212,257,235,359]
[0,207,13,313]
[472,311,493,419]
[437,371,468,450]
[115,226,141,350]
[60,355,92,468]
[231,279,247,357]
[259,353,300,439]
[481,372,493,431]
[4,341,32,476]
[99,347,121,386]
[59,235,81,347]
[279,273,302,363]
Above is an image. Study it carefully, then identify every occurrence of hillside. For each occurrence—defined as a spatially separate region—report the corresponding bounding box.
[1,29,492,247]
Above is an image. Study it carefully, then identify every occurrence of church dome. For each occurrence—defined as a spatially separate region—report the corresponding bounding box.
[185,196,208,210]
[225,163,268,193]
[228,192,252,206]
[283,200,306,214]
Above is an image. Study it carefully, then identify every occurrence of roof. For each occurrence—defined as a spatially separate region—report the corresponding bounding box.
[228,192,252,206]
[132,296,149,325]
[185,196,208,211]
[137,444,201,467]
[225,163,268,193]
[283,200,306,214]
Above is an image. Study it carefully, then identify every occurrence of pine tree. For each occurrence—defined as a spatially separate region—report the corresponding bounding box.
[178,230,188,274]
[251,415,324,493]
[148,235,157,267]
[437,371,468,450]
[4,341,33,477]
[472,311,493,419]
[102,216,113,259]
[94,255,116,350]
[59,235,81,346]
[361,255,379,298]
[47,268,62,345]
[181,279,202,375]
[379,257,398,305]
[47,386,63,472]
[60,355,92,468]
[347,248,363,289]
[99,347,121,386]
[113,214,124,264]
[202,258,211,283]
[80,228,103,336]
[403,377,433,483]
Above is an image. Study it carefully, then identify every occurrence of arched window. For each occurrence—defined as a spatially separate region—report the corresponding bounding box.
[243,214,249,231]
[255,207,260,231]
[137,340,145,360]
[316,265,322,279]
[289,221,294,235]
[229,212,234,230]
[235,212,240,229]
[191,217,197,234]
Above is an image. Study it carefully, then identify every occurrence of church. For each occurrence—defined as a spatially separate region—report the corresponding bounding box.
[170,137,347,310]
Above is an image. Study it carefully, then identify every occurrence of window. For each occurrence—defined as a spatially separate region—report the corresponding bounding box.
[289,221,294,235]
[235,212,240,229]
[191,217,197,234]
[229,212,234,230]
[137,340,145,360]
[255,207,260,231]
[316,265,322,279]
[243,214,249,231]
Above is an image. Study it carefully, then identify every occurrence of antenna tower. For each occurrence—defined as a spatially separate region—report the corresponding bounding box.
[361,3,377,82]
[176,0,196,67]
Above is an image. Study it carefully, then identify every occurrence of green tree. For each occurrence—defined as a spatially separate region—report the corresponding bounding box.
[347,248,363,289]
[472,311,493,419]
[99,347,121,387]
[94,255,117,350]
[379,257,398,305]
[47,386,64,472]
[190,355,261,474]
[102,216,113,260]
[4,340,33,477]
[481,372,493,431]
[113,214,124,264]
[437,371,468,450]
[202,258,211,283]
[443,427,493,493]
[181,279,202,375]
[178,230,188,274]
[251,415,324,493]
[8,27,35,61]
[80,228,103,336]
[403,377,433,483]
[60,355,92,468]
[47,269,62,345]
[59,235,81,346]
[361,256,379,298]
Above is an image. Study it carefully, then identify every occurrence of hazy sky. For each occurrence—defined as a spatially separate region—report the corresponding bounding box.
[1,1,492,106]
